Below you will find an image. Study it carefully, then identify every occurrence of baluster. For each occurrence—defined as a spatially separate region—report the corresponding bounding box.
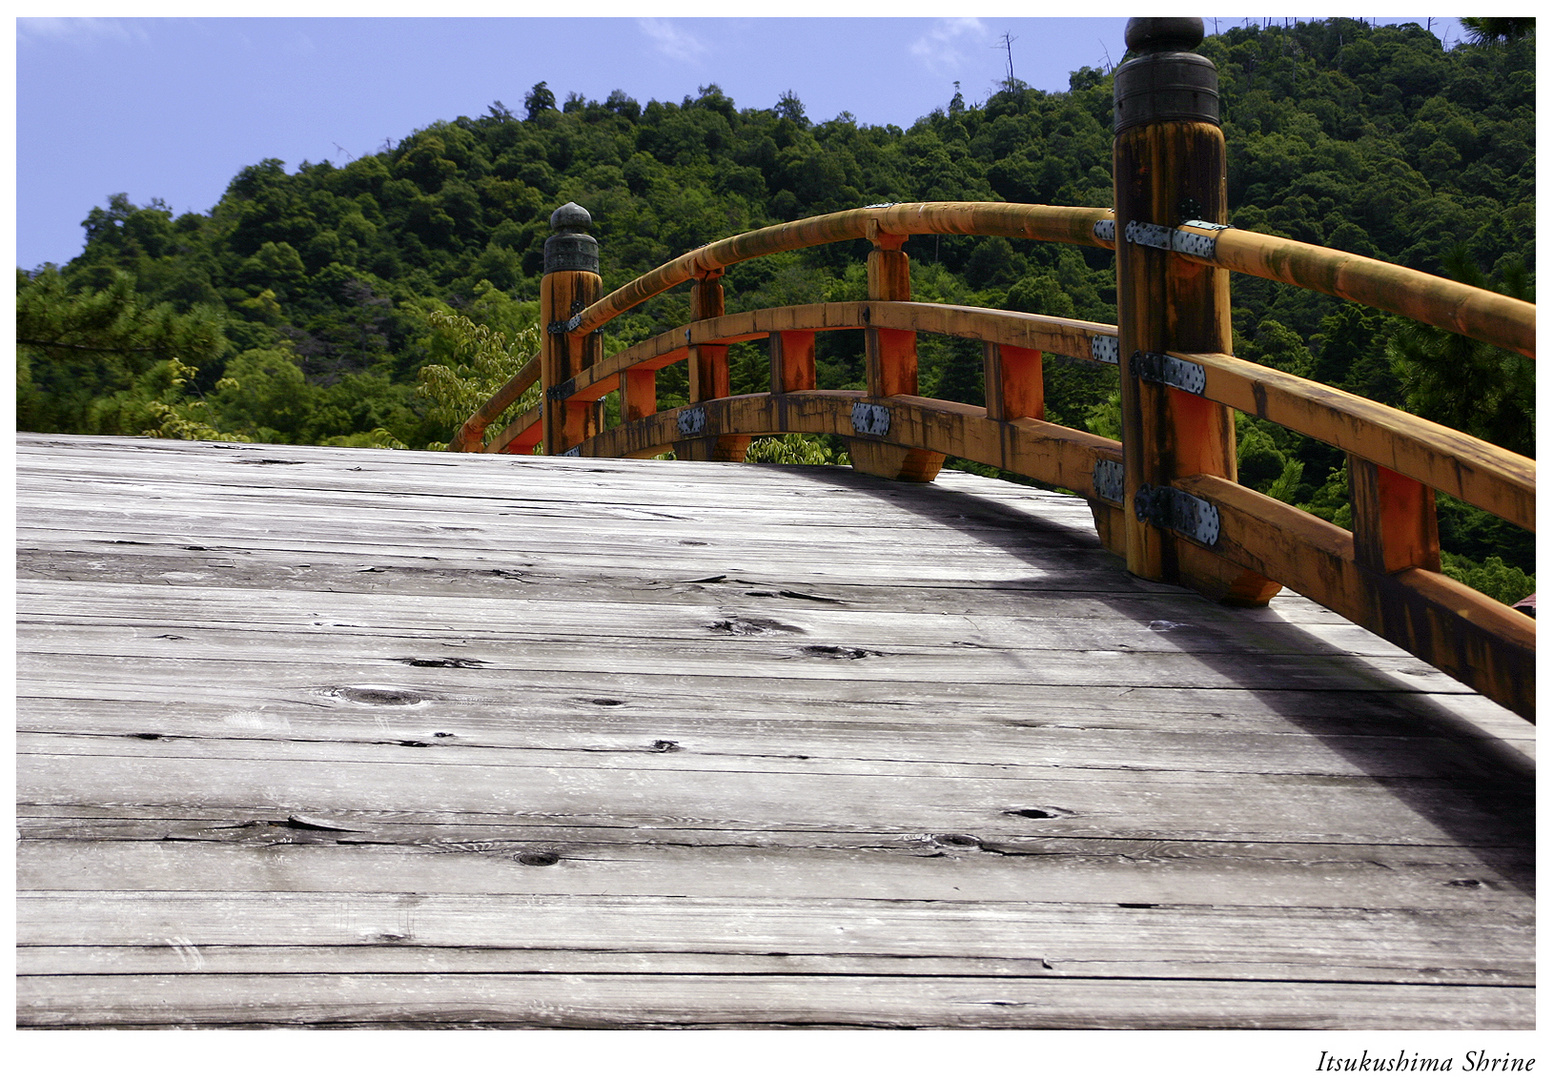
[770,331,816,393]
[677,269,750,461]
[621,368,656,424]
[1349,457,1441,574]
[540,202,602,455]
[850,222,944,482]
[983,344,1043,421]
[864,228,916,398]
[1112,17,1277,604]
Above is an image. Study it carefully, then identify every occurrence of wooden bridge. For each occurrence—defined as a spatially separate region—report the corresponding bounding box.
[15,19,1534,1029]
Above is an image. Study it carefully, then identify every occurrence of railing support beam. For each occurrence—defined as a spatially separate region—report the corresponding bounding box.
[1112,18,1278,605]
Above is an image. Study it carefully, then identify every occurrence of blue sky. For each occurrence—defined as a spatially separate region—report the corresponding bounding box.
[13,13,1462,272]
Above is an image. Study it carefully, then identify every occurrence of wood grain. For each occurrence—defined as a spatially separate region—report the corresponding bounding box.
[15,433,1533,1029]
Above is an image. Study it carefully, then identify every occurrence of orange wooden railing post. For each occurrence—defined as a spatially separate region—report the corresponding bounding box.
[850,222,944,482]
[1349,457,1442,575]
[1112,17,1277,604]
[771,331,817,394]
[541,203,603,455]
[676,270,750,462]
[983,344,1043,422]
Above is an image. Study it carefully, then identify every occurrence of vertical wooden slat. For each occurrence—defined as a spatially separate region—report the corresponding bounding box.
[771,331,817,393]
[852,226,944,482]
[678,270,750,462]
[1349,456,1442,574]
[864,230,917,398]
[983,343,1044,422]
[622,369,657,423]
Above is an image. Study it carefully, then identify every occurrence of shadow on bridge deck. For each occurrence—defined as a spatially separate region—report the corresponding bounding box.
[14,433,1533,1030]
[820,473,1534,893]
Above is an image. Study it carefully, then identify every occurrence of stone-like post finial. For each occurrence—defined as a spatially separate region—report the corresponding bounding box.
[543,201,598,275]
[1113,16,1218,133]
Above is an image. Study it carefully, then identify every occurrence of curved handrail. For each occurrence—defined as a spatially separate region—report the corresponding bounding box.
[447,353,540,452]
[1171,223,1535,358]
[568,203,1114,338]
[450,199,1535,720]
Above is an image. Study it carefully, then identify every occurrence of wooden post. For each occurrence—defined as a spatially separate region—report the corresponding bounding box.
[983,344,1043,421]
[1349,456,1442,574]
[850,223,944,482]
[676,269,751,462]
[771,331,817,393]
[540,203,602,455]
[865,228,916,398]
[1112,17,1277,604]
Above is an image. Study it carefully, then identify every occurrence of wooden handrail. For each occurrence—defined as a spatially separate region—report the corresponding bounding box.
[1174,225,1535,359]
[450,18,1535,721]
[568,203,1114,339]
[1176,349,1535,531]
[446,353,540,452]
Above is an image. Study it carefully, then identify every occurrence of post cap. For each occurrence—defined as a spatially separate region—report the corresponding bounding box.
[1112,16,1217,133]
[1124,17,1204,53]
[544,202,599,275]
[550,202,593,233]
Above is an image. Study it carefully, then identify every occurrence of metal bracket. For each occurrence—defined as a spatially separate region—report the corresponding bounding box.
[1091,335,1120,365]
[1134,484,1220,546]
[1124,221,1174,251]
[1092,459,1124,504]
[677,406,707,437]
[546,377,576,402]
[560,446,581,457]
[1093,219,1116,244]
[850,402,891,437]
[1130,351,1206,395]
[548,299,590,336]
[1123,219,1229,260]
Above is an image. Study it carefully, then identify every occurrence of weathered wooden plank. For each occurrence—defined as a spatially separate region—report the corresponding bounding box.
[17,837,1531,913]
[15,945,1062,979]
[15,890,1532,986]
[17,972,1530,1029]
[16,688,1532,769]
[15,579,1429,661]
[15,625,1471,694]
[16,744,1524,846]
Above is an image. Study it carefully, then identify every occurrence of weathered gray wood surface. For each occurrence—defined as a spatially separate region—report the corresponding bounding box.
[15,433,1534,1029]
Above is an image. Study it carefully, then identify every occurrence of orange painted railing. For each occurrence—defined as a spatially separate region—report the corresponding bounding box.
[450,19,1534,722]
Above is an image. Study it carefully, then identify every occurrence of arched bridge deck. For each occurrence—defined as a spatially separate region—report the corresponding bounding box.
[15,433,1533,1029]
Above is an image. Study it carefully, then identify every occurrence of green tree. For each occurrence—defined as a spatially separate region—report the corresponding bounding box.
[416,308,542,450]
[1387,252,1534,457]
[17,267,225,432]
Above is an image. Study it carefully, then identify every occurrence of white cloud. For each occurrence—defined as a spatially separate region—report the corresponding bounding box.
[636,18,710,64]
[17,17,148,48]
[908,17,987,75]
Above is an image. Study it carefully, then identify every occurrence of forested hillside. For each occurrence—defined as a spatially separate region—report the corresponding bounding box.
[15,18,1535,591]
